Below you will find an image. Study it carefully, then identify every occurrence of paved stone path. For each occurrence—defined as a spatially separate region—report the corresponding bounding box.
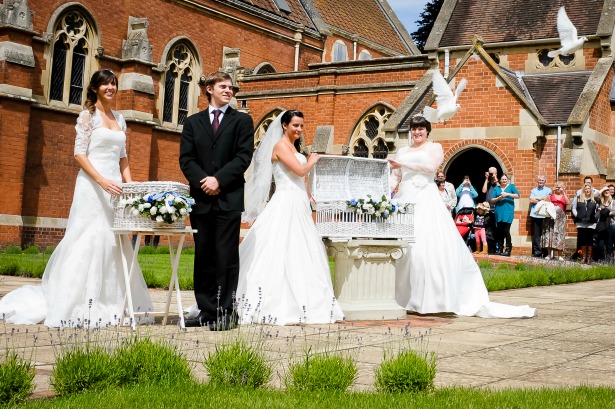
[1,276,614,396]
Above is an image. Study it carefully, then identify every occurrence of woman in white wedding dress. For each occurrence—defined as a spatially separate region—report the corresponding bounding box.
[0,69,153,327]
[389,115,535,318]
[236,110,344,325]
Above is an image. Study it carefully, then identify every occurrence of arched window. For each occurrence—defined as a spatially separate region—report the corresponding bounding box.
[253,62,276,75]
[358,50,372,60]
[48,9,95,106]
[254,110,283,148]
[332,40,348,62]
[349,105,394,158]
[161,42,199,127]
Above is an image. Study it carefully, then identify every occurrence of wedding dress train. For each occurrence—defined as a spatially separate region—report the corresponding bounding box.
[236,153,344,325]
[393,142,535,318]
[0,110,153,327]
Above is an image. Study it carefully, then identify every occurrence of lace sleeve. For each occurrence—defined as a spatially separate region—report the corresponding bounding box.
[74,110,93,156]
[117,113,127,158]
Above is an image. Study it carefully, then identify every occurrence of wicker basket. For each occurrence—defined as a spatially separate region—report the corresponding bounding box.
[112,181,190,230]
[309,156,414,241]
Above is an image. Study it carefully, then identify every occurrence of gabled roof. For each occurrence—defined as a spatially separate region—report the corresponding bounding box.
[311,0,418,55]
[427,0,607,50]
[236,0,318,31]
[522,72,592,124]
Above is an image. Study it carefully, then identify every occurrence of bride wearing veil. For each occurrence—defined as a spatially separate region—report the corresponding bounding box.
[236,110,344,325]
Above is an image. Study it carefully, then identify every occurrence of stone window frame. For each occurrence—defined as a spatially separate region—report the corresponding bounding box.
[348,104,394,158]
[358,50,372,60]
[332,40,348,62]
[253,62,277,75]
[254,109,284,148]
[525,48,585,73]
[41,4,99,109]
[157,38,202,129]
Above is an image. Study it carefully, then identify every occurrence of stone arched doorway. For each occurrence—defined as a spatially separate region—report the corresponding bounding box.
[444,147,505,203]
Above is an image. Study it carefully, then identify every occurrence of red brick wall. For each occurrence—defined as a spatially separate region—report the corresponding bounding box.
[431,57,525,129]
[589,67,614,137]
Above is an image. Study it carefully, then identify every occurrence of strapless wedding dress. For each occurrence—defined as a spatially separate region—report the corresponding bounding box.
[236,153,344,325]
[393,142,535,318]
[0,113,153,327]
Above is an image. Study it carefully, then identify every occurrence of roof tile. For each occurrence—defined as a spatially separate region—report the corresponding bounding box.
[522,72,592,124]
[440,0,603,47]
[312,0,410,54]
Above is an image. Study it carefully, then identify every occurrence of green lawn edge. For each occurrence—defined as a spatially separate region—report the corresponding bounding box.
[16,382,615,409]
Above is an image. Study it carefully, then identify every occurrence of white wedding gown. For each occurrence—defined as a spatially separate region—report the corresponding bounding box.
[236,153,344,325]
[393,142,535,318]
[0,110,153,327]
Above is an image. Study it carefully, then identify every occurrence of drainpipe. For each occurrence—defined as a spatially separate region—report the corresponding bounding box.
[556,126,562,182]
[352,35,358,60]
[294,26,304,71]
[444,48,450,78]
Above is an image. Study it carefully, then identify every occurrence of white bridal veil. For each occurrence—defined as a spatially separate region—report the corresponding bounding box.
[242,111,286,223]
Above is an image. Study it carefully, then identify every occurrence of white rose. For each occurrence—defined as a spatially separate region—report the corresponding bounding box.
[180,208,187,215]
[142,194,149,201]
[138,204,145,212]
[150,207,157,215]
[143,203,151,209]
[159,206,167,214]
[156,215,164,223]
[171,214,177,221]
[131,209,139,216]
[166,194,175,202]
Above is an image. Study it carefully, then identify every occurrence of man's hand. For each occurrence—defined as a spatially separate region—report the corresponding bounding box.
[200,176,220,195]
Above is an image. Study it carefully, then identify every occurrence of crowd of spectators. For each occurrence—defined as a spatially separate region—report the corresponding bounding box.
[435,170,615,263]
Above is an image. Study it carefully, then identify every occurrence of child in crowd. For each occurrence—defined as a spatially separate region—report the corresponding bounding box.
[473,202,491,254]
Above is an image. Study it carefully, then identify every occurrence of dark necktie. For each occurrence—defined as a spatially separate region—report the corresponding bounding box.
[212,109,221,134]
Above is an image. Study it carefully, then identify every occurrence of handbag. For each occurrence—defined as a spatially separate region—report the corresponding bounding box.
[534,200,552,218]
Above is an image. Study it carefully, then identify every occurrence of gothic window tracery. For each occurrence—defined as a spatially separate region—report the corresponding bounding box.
[349,105,393,158]
[162,43,199,126]
[48,10,94,106]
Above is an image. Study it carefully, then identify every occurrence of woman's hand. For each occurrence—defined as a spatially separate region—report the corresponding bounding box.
[387,158,402,169]
[98,178,123,196]
[307,153,320,167]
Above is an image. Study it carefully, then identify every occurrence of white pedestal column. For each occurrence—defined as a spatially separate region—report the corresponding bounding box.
[326,239,407,320]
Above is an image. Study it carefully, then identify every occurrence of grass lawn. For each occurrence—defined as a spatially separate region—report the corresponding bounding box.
[2,248,615,292]
[16,382,615,409]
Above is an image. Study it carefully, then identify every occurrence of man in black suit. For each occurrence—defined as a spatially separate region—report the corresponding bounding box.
[179,71,254,329]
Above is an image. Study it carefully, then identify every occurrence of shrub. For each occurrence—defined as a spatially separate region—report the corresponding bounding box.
[44,246,56,255]
[3,246,22,254]
[113,338,192,385]
[22,246,40,255]
[138,245,157,254]
[182,247,195,255]
[0,352,35,406]
[155,246,170,255]
[374,348,436,393]
[204,340,272,388]
[51,346,117,396]
[285,350,357,392]
[0,258,19,275]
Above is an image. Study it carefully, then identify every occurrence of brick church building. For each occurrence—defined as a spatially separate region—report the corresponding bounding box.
[1,0,614,254]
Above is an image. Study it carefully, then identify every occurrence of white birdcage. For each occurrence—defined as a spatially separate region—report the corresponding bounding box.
[310,155,414,241]
[112,181,190,230]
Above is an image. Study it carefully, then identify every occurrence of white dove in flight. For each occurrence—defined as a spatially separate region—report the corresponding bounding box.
[422,70,467,123]
[548,6,588,58]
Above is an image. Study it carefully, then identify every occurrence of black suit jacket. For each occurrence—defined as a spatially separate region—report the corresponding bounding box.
[179,107,254,214]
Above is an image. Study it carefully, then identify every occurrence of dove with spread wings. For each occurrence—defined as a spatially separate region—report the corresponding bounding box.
[548,6,587,58]
[422,70,467,123]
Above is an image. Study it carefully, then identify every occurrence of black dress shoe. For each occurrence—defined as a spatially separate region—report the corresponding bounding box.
[531,253,542,258]
[209,316,237,331]
[184,316,212,328]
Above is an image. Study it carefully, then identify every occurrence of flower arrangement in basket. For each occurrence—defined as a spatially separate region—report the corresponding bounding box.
[123,191,195,225]
[346,195,412,220]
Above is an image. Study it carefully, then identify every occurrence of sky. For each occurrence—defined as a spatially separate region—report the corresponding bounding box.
[387,0,430,35]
